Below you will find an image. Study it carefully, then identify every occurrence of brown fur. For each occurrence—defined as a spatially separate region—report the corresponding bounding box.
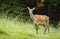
[34,15,49,24]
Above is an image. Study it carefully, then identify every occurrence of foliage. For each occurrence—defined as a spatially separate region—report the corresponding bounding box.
[0,0,32,22]
[46,0,60,5]
[0,0,60,24]
[0,29,8,35]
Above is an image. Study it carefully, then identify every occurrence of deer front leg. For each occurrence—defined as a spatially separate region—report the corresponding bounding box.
[44,24,47,34]
[35,23,38,34]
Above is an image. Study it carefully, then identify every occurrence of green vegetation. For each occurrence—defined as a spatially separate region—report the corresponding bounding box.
[0,0,60,39]
[0,0,31,22]
[0,18,60,39]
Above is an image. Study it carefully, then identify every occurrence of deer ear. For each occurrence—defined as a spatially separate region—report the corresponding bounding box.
[27,7,30,9]
[33,7,35,10]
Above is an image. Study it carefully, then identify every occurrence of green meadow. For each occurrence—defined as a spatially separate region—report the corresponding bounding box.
[0,18,60,39]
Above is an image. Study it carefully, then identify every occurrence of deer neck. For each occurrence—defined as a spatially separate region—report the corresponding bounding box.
[29,12,34,20]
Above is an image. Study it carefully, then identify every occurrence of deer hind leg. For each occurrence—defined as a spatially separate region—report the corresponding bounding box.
[48,25,49,33]
[35,23,39,34]
[47,23,49,33]
[44,22,49,34]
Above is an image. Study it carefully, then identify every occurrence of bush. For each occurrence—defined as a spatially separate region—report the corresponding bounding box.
[0,29,8,35]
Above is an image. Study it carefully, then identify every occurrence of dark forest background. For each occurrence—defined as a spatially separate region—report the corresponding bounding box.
[0,0,60,27]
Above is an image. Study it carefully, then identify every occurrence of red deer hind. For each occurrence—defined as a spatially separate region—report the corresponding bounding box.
[27,7,50,34]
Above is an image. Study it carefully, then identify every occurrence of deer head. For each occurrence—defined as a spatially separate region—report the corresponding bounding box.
[27,7,35,13]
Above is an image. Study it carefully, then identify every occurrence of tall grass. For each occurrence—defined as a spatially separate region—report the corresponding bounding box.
[0,18,60,39]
